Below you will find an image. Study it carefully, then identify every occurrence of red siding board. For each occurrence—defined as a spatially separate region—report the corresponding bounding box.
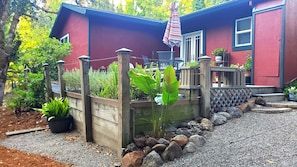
[59,12,89,70]
[89,20,167,69]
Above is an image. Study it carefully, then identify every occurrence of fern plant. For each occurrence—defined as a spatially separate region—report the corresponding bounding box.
[34,97,71,121]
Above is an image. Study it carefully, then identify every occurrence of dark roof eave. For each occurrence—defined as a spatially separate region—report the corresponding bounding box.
[180,0,251,22]
[86,10,163,27]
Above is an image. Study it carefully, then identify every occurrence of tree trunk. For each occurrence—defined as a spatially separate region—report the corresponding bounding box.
[0,60,8,106]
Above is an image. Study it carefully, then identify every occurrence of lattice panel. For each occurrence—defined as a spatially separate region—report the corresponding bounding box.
[210,87,252,109]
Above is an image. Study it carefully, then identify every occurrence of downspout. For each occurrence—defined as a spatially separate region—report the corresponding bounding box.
[279,0,286,90]
[251,5,256,85]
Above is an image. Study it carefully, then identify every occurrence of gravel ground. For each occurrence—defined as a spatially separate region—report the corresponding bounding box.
[0,130,119,167]
[162,111,297,167]
[1,111,297,167]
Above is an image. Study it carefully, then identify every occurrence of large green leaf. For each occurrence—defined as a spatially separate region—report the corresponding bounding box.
[162,66,179,105]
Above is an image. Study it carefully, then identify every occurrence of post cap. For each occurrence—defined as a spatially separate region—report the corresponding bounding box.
[43,63,49,66]
[199,56,211,60]
[115,48,133,53]
[78,55,90,60]
[57,60,65,64]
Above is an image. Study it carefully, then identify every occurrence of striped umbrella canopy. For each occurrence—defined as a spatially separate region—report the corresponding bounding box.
[163,2,182,50]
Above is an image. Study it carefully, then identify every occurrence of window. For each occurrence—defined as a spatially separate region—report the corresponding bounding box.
[235,17,252,47]
[181,31,204,63]
[60,33,69,43]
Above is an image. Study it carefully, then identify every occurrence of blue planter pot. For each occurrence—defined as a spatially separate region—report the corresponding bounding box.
[288,93,297,101]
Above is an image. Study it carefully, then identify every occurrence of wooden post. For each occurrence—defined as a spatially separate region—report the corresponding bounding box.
[79,55,93,142]
[199,56,211,118]
[116,48,132,159]
[43,63,53,102]
[57,60,66,98]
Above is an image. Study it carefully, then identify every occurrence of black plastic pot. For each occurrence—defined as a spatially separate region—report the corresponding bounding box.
[47,116,73,133]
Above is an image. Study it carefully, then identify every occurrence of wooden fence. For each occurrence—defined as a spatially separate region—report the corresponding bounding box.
[44,49,250,160]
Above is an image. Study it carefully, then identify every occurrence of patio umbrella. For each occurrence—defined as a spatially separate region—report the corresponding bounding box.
[162,2,182,65]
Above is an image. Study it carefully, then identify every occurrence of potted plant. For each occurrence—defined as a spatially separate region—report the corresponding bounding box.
[286,86,297,101]
[243,56,252,76]
[34,97,73,133]
[212,48,229,63]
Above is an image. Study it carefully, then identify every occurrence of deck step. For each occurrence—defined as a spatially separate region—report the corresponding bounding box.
[253,93,285,102]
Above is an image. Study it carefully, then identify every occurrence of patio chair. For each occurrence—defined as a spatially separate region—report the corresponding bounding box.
[156,51,172,70]
[142,55,156,67]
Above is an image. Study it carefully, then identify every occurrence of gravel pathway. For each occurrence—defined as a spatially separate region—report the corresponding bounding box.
[0,130,118,167]
[1,111,297,167]
[162,111,297,167]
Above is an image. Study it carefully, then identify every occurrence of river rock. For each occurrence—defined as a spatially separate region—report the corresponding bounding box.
[161,141,183,161]
[142,151,164,167]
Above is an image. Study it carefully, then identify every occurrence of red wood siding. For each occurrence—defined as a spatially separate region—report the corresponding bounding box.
[255,0,283,9]
[59,12,89,70]
[284,0,297,84]
[205,23,250,66]
[89,17,167,69]
[253,9,282,86]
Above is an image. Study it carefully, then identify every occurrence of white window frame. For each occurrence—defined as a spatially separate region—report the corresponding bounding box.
[60,33,69,43]
[181,30,204,63]
[235,17,252,47]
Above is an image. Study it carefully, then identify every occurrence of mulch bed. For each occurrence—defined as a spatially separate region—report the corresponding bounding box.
[0,106,72,166]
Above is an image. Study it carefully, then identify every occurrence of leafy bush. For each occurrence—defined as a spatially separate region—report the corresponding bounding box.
[6,72,45,110]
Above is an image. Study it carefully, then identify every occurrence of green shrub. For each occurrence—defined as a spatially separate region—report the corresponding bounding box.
[6,72,45,110]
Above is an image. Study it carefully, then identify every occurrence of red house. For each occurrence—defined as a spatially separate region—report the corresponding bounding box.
[50,0,297,89]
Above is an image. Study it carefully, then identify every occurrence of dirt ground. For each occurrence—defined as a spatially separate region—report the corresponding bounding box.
[0,106,72,167]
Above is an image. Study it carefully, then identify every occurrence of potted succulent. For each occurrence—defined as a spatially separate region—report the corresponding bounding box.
[212,48,229,63]
[34,97,73,133]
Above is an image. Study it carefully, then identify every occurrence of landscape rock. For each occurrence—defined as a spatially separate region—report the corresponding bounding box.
[189,135,206,147]
[161,141,183,161]
[211,113,227,126]
[157,138,170,145]
[123,143,138,156]
[200,118,214,131]
[122,150,145,167]
[151,144,167,154]
[164,126,177,133]
[187,120,203,129]
[183,141,197,153]
[236,97,256,112]
[176,128,191,137]
[134,136,146,148]
[227,107,243,118]
[171,135,189,147]
[146,137,158,147]
[217,112,232,120]
[142,151,164,167]
[143,146,152,155]
[188,127,203,136]
[255,97,266,106]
